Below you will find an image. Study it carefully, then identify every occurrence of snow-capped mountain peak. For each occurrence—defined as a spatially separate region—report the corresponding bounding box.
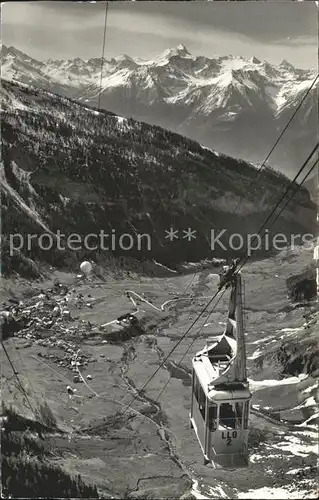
[2,45,43,68]
[279,59,296,71]
[2,45,29,59]
[154,44,193,65]
[176,43,190,53]
[250,56,262,65]
[160,44,191,59]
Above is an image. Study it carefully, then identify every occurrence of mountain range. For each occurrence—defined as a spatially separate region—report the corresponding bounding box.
[1,79,316,277]
[2,44,318,178]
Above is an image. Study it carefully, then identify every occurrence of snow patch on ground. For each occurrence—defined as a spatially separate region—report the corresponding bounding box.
[152,260,177,273]
[115,114,133,132]
[1,86,31,112]
[249,335,273,345]
[0,164,52,234]
[248,349,262,360]
[277,327,303,340]
[293,429,318,439]
[270,435,318,457]
[238,486,316,499]
[116,116,126,125]
[191,480,228,499]
[296,412,319,428]
[287,467,311,475]
[292,396,317,411]
[302,384,318,394]
[248,374,307,392]
[250,453,284,463]
[59,194,70,206]
[200,144,220,156]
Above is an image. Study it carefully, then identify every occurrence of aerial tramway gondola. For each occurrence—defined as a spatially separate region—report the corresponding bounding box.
[190,261,251,468]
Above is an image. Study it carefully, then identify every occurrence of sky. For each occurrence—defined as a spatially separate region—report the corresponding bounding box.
[1,1,318,70]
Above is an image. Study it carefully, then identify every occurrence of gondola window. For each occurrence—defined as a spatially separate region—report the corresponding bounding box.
[194,373,199,403]
[234,402,243,429]
[208,404,218,431]
[219,403,236,429]
[198,384,206,419]
[243,401,249,429]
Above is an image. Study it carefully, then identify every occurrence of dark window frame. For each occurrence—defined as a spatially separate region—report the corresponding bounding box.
[243,401,249,429]
[198,384,206,420]
[193,372,206,420]
[208,404,218,431]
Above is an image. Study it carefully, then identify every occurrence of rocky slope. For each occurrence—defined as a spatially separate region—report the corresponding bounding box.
[1,79,316,277]
[304,175,318,204]
[1,406,100,498]
[286,266,317,302]
[2,45,317,177]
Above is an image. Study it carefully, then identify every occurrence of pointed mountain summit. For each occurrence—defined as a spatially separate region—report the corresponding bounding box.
[159,44,192,61]
[250,56,261,65]
[176,44,191,55]
[279,59,295,70]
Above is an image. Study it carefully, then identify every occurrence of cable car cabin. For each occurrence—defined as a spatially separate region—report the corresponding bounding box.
[189,267,251,468]
[190,359,251,468]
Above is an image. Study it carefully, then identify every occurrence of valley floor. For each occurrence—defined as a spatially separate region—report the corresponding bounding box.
[1,247,318,499]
